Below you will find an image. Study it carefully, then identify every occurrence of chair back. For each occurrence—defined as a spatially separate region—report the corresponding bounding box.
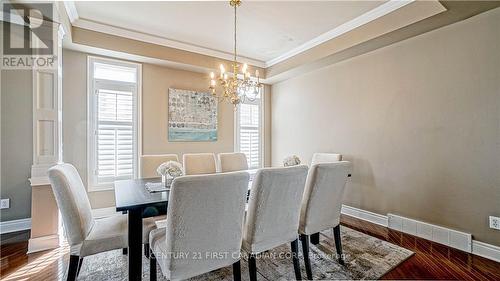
[47,163,95,246]
[243,165,308,254]
[218,152,248,172]
[141,154,179,178]
[163,172,249,280]
[311,153,342,166]
[299,161,351,235]
[183,153,217,175]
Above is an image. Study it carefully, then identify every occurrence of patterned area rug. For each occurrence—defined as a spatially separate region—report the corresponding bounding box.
[78,227,413,280]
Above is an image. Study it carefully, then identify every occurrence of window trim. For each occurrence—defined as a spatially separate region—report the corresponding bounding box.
[234,88,265,169]
[87,56,142,192]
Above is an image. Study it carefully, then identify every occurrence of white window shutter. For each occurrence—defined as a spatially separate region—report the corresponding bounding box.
[239,103,261,169]
[88,57,139,190]
[95,89,135,183]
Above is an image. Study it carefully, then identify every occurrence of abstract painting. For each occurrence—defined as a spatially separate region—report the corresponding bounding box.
[168,88,217,141]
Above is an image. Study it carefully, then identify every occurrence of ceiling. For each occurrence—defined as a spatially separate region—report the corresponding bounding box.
[71,1,389,65]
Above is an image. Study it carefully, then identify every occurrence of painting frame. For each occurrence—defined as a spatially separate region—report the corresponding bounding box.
[168,88,218,142]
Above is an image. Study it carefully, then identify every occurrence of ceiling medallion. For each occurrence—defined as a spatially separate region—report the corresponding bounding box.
[209,0,262,107]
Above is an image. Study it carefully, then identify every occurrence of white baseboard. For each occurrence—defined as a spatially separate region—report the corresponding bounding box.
[0,218,31,234]
[472,240,500,263]
[27,234,60,253]
[341,204,388,227]
[341,204,500,263]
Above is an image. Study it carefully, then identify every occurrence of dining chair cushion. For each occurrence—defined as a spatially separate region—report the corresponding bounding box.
[78,215,127,256]
[242,165,308,254]
[218,152,248,172]
[48,163,95,246]
[299,161,351,235]
[141,154,179,178]
[311,153,342,165]
[182,153,217,175]
[150,171,249,281]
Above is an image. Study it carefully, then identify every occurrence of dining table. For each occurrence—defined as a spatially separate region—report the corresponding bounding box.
[114,177,169,281]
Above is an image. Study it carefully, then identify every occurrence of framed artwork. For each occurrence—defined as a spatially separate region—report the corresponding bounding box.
[168,88,218,142]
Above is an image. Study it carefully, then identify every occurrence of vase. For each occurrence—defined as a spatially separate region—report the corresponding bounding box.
[161,175,170,187]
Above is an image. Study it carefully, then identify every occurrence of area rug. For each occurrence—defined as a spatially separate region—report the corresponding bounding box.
[77,227,413,280]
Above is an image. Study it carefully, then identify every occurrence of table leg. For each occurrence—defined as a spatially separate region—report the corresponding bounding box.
[128,209,143,281]
[310,232,320,245]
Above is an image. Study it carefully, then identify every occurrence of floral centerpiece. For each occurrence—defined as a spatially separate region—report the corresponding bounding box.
[283,155,301,167]
[157,161,184,186]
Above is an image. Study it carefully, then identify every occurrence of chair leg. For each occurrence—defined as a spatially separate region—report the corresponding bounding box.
[144,243,150,258]
[291,239,302,280]
[232,260,241,281]
[122,248,128,255]
[150,252,157,281]
[76,257,84,276]
[248,254,257,281]
[300,234,313,280]
[67,255,79,281]
[333,225,344,265]
[310,232,320,245]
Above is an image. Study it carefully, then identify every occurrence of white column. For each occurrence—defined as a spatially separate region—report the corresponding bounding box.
[28,21,65,253]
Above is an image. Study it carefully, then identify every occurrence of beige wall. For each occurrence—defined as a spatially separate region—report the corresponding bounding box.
[63,49,271,209]
[271,8,500,245]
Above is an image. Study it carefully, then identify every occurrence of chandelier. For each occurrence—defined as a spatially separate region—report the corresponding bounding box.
[209,0,262,106]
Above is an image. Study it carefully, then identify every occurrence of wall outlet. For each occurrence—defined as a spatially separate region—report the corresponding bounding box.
[490,216,500,230]
[0,198,10,209]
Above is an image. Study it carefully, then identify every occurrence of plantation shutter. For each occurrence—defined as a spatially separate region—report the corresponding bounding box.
[239,102,260,169]
[95,87,135,184]
[88,58,139,189]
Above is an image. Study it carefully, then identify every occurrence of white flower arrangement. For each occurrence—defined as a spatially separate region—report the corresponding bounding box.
[283,155,301,167]
[157,161,184,178]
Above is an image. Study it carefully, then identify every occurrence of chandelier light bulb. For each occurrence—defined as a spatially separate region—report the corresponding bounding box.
[210,72,215,79]
[220,64,225,74]
[242,63,248,74]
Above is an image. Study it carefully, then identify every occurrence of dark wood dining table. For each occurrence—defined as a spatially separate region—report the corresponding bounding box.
[114,177,169,281]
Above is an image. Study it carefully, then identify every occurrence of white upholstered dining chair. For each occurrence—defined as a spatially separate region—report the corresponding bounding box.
[298,161,352,279]
[308,152,343,246]
[218,152,248,172]
[242,165,308,281]
[141,154,179,178]
[47,163,159,281]
[182,153,217,175]
[148,171,249,281]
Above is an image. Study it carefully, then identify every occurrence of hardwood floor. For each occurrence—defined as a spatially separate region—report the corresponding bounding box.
[1,215,499,280]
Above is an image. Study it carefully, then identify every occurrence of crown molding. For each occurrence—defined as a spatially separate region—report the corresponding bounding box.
[63,0,412,70]
[72,18,266,68]
[63,1,79,24]
[265,0,414,67]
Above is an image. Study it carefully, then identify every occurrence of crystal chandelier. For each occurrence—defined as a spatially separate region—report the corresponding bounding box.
[209,0,262,106]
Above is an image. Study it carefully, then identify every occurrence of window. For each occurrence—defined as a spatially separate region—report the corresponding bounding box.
[87,57,141,190]
[235,91,263,169]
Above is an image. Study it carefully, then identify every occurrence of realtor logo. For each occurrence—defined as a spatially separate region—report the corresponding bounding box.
[2,2,57,69]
